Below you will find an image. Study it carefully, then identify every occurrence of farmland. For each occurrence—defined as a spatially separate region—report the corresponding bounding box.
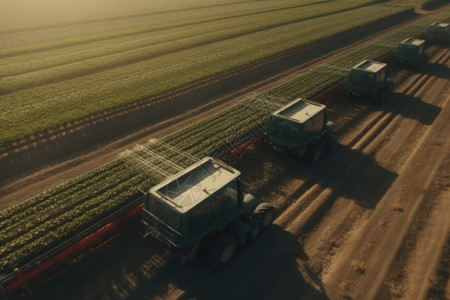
[0,1,449,275]
[0,0,449,298]
[33,22,450,300]
[0,0,412,150]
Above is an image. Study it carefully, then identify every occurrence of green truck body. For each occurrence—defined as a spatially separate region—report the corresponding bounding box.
[346,60,393,104]
[266,98,336,164]
[426,22,450,44]
[395,38,427,66]
[143,157,275,268]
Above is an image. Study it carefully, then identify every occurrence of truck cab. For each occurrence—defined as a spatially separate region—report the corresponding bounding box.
[266,98,336,164]
[143,157,274,268]
[426,22,450,44]
[395,38,427,67]
[346,60,393,104]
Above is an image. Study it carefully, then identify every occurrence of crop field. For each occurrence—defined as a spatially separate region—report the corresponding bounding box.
[1,4,449,275]
[0,0,416,150]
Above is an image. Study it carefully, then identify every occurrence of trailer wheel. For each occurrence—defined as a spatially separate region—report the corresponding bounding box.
[253,203,275,230]
[207,233,238,269]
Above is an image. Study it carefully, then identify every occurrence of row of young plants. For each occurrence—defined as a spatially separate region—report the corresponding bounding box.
[0,0,324,46]
[0,0,253,33]
[0,3,408,150]
[0,0,372,75]
[0,8,448,274]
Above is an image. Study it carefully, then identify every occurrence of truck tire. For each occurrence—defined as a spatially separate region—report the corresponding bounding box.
[347,89,355,101]
[253,203,275,230]
[324,131,337,153]
[304,139,326,164]
[207,233,238,269]
[230,219,251,245]
[376,87,388,105]
[246,218,261,240]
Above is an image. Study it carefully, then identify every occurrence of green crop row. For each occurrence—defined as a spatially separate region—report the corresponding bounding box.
[0,0,371,72]
[0,5,448,274]
[0,2,406,150]
[0,0,257,33]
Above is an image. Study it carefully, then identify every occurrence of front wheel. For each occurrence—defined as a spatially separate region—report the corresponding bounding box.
[253,203,275,230]
[207,233,238,269]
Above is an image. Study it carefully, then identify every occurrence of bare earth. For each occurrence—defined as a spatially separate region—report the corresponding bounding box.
[28,44,450,300]
[1,11,449,300]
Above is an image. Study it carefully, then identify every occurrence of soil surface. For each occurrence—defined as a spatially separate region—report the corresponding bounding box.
[2,8,450,300]
[31,40,450,300]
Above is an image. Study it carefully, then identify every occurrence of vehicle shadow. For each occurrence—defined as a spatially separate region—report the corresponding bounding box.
[422,61,450,80]
[31,225,328,300]
[249,141,398,211]
[388,93,442,125]
[324,144,398,209]
[170,225,329,300]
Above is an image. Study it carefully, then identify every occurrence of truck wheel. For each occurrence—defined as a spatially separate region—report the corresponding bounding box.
[304,141,320,164]
[376,88,388,105]
[347,90,355,101]
[304,139,326,164]
[246,218,261,240]
[207,233,238,269]
[253,203,275,230]
[324,131,337,153]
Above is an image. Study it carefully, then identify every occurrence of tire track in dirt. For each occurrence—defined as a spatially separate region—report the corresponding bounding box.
[274,56,426,232]
[269,45,448,299]
[27,35,449,300]
[378,67,450,299]
[313,48,449,299]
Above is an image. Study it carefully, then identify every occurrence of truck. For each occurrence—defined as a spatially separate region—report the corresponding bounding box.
[425,22,450,44]
[265,98,337,164]
[142,156,275,269]
[346,60,394,104]
[394,38,428,67]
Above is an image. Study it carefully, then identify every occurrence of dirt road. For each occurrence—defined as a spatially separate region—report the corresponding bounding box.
[31,43,449,300]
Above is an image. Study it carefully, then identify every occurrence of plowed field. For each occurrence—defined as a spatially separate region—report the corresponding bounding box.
[30,43,450,300]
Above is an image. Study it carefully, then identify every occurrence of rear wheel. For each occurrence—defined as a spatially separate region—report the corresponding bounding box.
[207,233,238,269]
[246,218,261,240]
[376,87,388,105]
[347,89,355,101]
[253,203,275,230]
[304,139,326,164]
[324,131,337,153]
